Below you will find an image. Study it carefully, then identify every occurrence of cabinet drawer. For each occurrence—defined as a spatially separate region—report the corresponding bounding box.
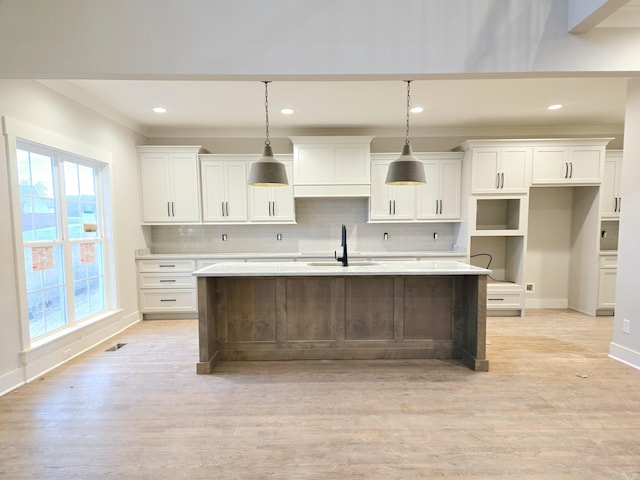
[139,290,197,313]
[138,273,196,289]
[137,259,196,273]
[599,255,618,268]
[487,293,523,309]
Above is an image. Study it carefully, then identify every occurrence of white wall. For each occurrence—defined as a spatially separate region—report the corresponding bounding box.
[526,187,574,308]
[1,1,640,79]
[0,80,147,394]
[610,78,640,369]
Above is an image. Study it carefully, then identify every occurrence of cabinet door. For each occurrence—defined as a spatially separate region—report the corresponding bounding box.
[500,147,530,193]
[532,147,567,184]
[201,162,227,222]
[438,160,461,218]
[224,162,249,222]
[568,147,602,184]
[471,149,500,193]
[598,268,617,308]
[601,156,618,217]
[271,162,295,222]
[416,162,440,219]
[169,153,201,222]
[140,153,172,222]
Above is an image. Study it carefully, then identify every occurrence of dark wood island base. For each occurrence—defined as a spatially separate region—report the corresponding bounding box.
[195,268,489,373]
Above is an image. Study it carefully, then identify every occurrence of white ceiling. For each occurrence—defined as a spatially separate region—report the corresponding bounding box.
[26,1,640,138]
[52,76,629,138]
[38,2,638,139]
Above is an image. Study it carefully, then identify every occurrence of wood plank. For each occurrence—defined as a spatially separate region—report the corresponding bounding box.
[403,276,454,340]
[345,277,394,340]
[225,278,277,342]
[285,277,343,341]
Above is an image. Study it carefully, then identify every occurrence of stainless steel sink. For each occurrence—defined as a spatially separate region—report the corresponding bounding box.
[306,261,381,267]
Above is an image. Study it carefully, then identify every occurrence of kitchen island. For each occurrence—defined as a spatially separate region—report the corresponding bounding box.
[193,260,490,372]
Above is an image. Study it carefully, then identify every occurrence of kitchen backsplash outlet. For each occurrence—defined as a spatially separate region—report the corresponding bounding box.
[148,198,457,254]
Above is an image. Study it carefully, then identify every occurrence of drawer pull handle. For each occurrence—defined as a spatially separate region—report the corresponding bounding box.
[159,279,176,283]
[489,297,505,301]
[160,299,177,302]
[159,264,176,268]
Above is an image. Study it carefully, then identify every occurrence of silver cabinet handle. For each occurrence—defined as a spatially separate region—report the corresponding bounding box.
[167,202,171,217]
[564,163,569,178]
[440,199,443,214]
[171,202,175,217]
[569,162,573,178]
[393,200,396,215]
[500,172,504,189]
[159,279,176,283]
[496,173,500,189]
[618,196,622,212]
[159,264,175,268]
[221,202,225,216]
[160,299,177,302]
[615,197,618,212]
[272,201,276,216]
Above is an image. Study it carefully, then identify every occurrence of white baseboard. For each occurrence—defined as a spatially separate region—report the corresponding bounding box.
[0,367,26,397]
[525,298,568,309]
[609,342,640,371]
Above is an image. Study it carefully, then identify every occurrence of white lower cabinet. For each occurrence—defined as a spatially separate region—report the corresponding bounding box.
[487,283,525,310]
[137,259,197,315]
[598,254,618,311]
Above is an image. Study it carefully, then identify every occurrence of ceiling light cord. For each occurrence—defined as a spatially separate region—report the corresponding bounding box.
[405,80,412,146]
[264,81,271,147]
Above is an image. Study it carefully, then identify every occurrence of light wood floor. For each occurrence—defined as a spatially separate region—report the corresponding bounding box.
[1,309,639,479]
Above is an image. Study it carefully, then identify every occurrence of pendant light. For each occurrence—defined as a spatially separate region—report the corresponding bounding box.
[385,80,426,185]
[248,81,289,186]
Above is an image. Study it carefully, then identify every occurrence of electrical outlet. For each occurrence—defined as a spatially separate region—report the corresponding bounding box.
[383,232,389,240]
[221,233,228,241]
[525,282,535,293]
[623,318,630,334]
[276,233,283,241]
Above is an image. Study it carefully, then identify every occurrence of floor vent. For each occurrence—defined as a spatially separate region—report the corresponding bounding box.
[105,343,127,352]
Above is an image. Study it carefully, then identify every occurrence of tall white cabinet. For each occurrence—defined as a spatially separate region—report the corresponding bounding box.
[138,146,203,224]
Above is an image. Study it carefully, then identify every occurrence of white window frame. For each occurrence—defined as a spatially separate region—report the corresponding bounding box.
[3,117,118,350]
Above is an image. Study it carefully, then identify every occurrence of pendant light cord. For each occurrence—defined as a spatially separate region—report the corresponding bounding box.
[404,80,412,146]
[264,81,271,146]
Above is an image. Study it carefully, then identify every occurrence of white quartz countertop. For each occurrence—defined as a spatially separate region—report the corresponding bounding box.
[136,251,467,260]
[193,260,490,277]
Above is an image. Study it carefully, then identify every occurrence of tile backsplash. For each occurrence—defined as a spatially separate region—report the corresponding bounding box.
[148,198,458,255]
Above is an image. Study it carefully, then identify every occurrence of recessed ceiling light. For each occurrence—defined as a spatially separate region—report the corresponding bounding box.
[410,106,424,113]
[281,108,294,115]
[547,104,563,110]
[152,107,167,113]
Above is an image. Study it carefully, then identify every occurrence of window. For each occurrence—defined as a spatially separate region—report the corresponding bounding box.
[17,141,108,339]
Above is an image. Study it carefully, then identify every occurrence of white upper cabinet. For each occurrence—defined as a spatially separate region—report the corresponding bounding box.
[291,136,373,197]
[138,146,202,224]
[416,155,462,220]
[200,156,248,223]
[600,150,623,218]
[249,158,295,223]
[370,153,462,222]
[370,158,416,221]
[469,146,531,194]
[531,141,610,185]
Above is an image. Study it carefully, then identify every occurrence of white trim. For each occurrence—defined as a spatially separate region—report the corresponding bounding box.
[21,310,140,384]
[609,342,640,371]
[2,116,118,348]
[0,368,26,398]
[525,298,568,309]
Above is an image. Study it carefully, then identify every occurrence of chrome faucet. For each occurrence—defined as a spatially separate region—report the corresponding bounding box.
[335,224,349,266]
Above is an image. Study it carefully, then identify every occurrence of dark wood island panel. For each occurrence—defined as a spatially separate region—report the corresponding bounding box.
[197,273,488,373]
